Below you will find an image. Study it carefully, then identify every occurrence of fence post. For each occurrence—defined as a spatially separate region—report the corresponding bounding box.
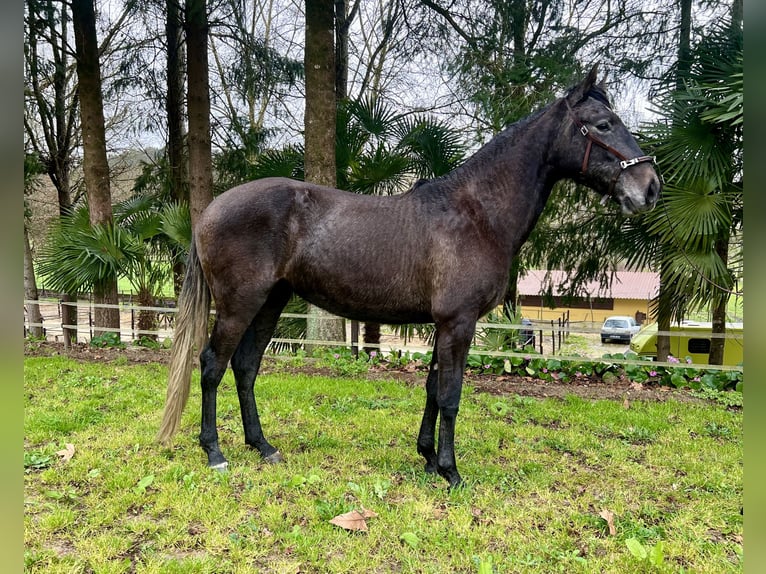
[350,320,359,358]
[550,320,555,354]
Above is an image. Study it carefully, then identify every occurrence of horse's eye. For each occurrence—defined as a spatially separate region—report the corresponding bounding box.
[595,122,611,132]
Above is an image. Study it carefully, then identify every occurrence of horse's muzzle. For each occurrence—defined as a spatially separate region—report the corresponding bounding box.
[618,168,661,216]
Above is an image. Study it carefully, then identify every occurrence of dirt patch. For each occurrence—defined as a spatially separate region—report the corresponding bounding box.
[24,341,706,405]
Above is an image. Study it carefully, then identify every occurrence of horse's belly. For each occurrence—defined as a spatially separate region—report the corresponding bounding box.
[290,267,433,325]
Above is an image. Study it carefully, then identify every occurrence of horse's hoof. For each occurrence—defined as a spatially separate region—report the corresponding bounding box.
[424,462,437,474]
[263,450,284,464]
[209,461,229,473]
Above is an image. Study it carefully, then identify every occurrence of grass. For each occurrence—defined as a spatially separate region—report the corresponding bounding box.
[24,356,742,573]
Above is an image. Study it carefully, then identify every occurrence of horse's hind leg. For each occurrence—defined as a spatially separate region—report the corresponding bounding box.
[199,312,253,470]
[230,283,292,463]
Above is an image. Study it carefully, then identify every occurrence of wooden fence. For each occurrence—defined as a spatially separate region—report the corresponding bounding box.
[23,297,742,372]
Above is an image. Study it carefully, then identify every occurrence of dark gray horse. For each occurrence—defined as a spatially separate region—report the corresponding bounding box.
[158,66,660,487]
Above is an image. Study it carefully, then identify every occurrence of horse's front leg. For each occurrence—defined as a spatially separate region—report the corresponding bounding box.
[416,346,439,474]
[433,316,475,488]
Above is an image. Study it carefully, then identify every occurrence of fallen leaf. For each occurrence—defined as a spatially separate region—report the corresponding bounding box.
[623,397,630,409]
[599,508,616,536]
[629,382,644,391]
[329,508,378,532]
[56,443,75,463]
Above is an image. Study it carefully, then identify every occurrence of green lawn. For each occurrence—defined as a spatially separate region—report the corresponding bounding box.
[24,356,742,573]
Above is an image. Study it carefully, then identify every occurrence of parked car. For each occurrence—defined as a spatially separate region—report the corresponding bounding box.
[600,315,640,343]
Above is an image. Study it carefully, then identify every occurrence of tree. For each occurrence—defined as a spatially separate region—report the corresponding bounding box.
[655,0,693,363]
[36,197,189,338]
[304,0,345,347]
[186,0,214,229]
[24,154,45,339]
[166,0,188,295]
[638,3,743,365]
[72,0,120,338]
[24,0,80,346]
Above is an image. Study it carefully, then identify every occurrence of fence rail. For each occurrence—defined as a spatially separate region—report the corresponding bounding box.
[23,297,743,372]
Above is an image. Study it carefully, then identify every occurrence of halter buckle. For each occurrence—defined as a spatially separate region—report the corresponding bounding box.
[619,155,656,170]
[580,125,589,136]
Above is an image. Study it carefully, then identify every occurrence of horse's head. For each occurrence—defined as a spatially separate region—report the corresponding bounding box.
[557,65,661,216]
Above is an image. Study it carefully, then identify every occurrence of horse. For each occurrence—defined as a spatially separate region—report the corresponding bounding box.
[157,66,660,488]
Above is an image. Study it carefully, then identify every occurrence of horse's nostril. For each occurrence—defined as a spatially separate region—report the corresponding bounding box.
[647,177,660,204]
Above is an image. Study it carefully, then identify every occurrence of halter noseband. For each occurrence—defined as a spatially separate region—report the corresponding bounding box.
[565,98,656,199]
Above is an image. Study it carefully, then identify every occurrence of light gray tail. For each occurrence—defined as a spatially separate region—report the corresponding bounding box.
[157,239,211,444]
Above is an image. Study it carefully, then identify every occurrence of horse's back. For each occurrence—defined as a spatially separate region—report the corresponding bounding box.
[193,176,505,324]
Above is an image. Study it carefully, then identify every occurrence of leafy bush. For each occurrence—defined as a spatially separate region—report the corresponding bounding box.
[465,349,742,393]
[286,345,742,396]
[133,335,161,350]
[314,347,374,376]
[89,331,125,349]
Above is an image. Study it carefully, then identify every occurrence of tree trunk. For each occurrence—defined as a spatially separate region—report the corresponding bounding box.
[655,310,671,363]
[167,0,188,296]
[72,0,120,339]
[334,0,349,100]
[137,288,159,341]
[708,234,731,365]
[27,0,79,347]
[362,322,381,355]
[708,300,727,366]
[24,224,45,339]
[186,0,214,231]
[503,255,521,319]
[304,0,345,349]
[656,0,692,362]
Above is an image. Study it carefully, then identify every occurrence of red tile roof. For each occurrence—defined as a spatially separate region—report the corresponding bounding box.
[518,270,660,300]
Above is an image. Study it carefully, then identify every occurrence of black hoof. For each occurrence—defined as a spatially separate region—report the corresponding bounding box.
[205,445,228,470]
[438,467,463,489]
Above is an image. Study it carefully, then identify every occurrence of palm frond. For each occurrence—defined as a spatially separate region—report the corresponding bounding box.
[250,145,305,180]
[346,97,403,139]
[347,145,410,195]
[37,214,142,295]
[648,181,731,250]
[159,201,192,251]
[395,115,467,177]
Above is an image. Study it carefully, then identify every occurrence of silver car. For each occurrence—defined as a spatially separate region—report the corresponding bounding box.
[600,316,640,344]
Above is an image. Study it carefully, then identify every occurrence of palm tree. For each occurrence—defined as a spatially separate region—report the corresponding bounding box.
[632,13,742,365]
[36,196,190,343]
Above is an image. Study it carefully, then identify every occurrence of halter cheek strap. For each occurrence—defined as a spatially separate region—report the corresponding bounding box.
[565,99,656,196]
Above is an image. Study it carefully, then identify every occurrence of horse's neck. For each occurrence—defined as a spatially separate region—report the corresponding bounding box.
[446,104,563,253]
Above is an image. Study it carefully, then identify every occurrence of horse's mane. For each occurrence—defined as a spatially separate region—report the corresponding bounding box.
[407,81,613,196]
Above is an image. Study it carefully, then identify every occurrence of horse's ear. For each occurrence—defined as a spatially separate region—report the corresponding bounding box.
[566,64,600,105]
